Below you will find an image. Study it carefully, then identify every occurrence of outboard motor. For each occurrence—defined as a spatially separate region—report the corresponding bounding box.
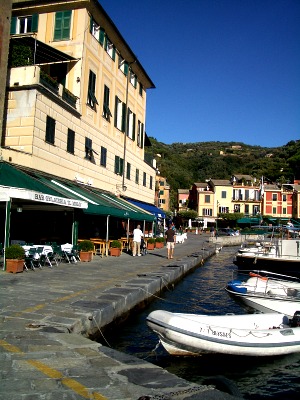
[290,311,300,327]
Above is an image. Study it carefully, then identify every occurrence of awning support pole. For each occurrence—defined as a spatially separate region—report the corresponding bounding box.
[106,215,110,256]
[3,199,11,271]
[126,218,130,252]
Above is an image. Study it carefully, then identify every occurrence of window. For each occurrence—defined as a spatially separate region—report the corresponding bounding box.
[126,162,131,180]
[159,199,166,204]
[159,190,164,195]
[102,85,112,121]
[54,11,72,41]
[135,168,139,184]
[282,207,287,214]
[137,120,144,148]
[114,156,124,176]
[150,176,153,190]
[11,14,38,34]
[221,191,226,199]
[85,137,98,163]
[67,129,75,154]
[272,193,278,201]
[130,71,137,88]
[159,180,165,186]
[90,17,105,45]
[45,116,55,144]
[127,109,136,140]
[143,172,146,187]
[104,37,116,60]
[119,56,129,75]
[220,206,229,213]
[87,70,98,110]
[245,204,249,214]
[114,96,125,131]
[245,190,249,200]
[253,205,260,215]
[273,207,277,214]
[204,194,210,203]
[202,209,212,216]
[282,194,287,201]
[139,83,143,97]
[100,146,107,167]
[234,204,240,212]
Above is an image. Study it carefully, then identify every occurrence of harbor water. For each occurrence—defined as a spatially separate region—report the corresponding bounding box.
[105,246,300,399]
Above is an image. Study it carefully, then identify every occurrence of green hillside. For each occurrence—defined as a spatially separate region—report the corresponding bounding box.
[146,139,300,209]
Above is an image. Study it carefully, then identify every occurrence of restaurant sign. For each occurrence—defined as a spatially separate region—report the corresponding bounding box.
[1,187,88,209]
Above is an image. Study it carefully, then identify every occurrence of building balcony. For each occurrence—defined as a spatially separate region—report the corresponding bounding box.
[9,65,78,111]
[232,197,261,202]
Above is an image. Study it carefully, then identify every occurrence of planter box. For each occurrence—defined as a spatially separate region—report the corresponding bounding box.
[6,259,24,273]
[147,243,155,250]
[155,242,164,249]
[110,248,121,257]
[80,251,93,262]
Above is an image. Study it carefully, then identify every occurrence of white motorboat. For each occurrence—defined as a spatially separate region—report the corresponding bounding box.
[146,309,300,357]
[226,273,300,318]
[233,238,300,278]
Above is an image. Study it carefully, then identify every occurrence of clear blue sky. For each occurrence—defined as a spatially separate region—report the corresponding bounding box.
[100,0,300,148]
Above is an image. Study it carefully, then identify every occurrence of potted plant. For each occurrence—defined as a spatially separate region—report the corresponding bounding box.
[109,240,122,257]
[147,237,155,250]
[155,237,165,248]
[5,244,25,273]
[78,240,94,262]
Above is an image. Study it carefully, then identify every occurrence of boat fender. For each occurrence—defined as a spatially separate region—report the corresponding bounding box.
[202,375,242,397]
[249,272,267,280]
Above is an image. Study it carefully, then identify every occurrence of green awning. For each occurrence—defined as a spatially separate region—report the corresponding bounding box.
[237,217,261,224]
[0,162,87,208]
[0,162,155,222]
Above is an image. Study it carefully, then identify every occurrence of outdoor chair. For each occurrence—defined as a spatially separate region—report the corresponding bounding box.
[24,248,42,271]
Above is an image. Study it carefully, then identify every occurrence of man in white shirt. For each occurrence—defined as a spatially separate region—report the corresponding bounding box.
[132,225,143,256]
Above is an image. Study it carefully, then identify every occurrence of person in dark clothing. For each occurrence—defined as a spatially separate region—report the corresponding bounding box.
[165,225,176,259]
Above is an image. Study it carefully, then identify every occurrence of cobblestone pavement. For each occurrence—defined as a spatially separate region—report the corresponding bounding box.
[0,233,242,400]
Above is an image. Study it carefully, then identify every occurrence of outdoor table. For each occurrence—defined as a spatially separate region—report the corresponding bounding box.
[90,238,106,257]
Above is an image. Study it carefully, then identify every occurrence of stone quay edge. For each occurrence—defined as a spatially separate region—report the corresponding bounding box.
[0,233,243,400]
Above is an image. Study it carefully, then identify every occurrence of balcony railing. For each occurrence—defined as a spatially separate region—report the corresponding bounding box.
[62,87,77,108]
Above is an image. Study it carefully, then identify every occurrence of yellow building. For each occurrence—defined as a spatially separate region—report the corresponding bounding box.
[0,0,160,246]
[3,0,156,203]
[155,176,170,212]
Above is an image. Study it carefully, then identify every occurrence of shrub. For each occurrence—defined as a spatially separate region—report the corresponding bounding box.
[110,240,122,248]
[5,244,25,259]
[155,237,165,243]
[147,238,155,244]
[78,240,94,252]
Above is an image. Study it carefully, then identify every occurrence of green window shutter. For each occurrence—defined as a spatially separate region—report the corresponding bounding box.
[114,156,119,174]
[31,14,39,32]
[10,16,17,34]
[120,158,124,176]
[121,103,126,132]
[132,113,136,141]
[140,122,144,148]
[54,10,71,41]
[54,12,63,40]
[114,96,118,128]
[99,28,105,45]
[124,62,129,76]
[62,10,71,40]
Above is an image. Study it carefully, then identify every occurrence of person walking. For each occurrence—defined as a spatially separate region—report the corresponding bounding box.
[132,224,143,256]
[165,224,176,259]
